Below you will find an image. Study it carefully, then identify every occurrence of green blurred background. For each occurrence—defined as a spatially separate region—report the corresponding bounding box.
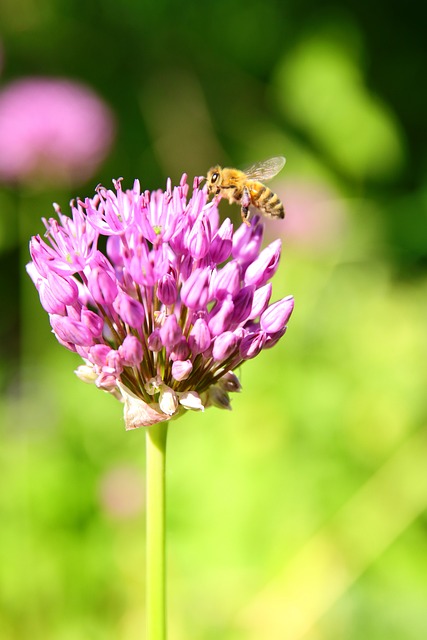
[1,1,427,638]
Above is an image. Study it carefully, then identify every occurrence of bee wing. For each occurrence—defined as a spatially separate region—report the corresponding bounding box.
[243,156,286,181]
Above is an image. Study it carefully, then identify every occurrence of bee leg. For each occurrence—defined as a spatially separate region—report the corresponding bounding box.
[241,186,251,226]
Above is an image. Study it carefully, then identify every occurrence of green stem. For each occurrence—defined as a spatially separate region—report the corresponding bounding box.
[145,421,169,640]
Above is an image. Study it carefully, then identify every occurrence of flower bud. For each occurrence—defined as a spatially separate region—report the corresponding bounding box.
[105,349,123,375]
[96,371,118,390]
[244,239,281,287]
[260,295,294,333]
[170,336,190,361]
[231,285,255,325]
[179,253,193,280]
[209,218,233,264]
[212,261,241,300]
[157,273,177,305]
[212,331,238,361]
[208,297,234,336]
[39,279,66,314]
[29,236,50,278]
[89,344,112,366]
[263,327,287,349]
[218,371,242,393]
[178,390,204,411]
[118,335,143,366]
[113,290,145,328]
[87,267,118,306]
[239,330,267,360]
[232,218,263,263]
[181,267,210,310]
[171,359,193,381]
[74,363,97,384]
[47,271,79,305]
[188,318,211,354]
[81,309,104,338]
[249,283,272,319]
[148,329,162,352]
[50,314,94,347]
[159,314,182,348]
[159,384,178,416]
[206,385,232,410]
[187,216,211,259]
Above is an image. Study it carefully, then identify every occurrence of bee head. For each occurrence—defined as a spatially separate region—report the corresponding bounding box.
[206,165,222,195]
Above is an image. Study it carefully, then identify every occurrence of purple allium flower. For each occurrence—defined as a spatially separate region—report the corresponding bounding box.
[0,77,115,186]
[27,175,294,429]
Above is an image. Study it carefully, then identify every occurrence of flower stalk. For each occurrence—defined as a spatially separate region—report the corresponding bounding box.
[145,422,168,640]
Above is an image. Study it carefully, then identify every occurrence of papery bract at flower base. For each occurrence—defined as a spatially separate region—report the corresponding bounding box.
[118,383,180,429]
[27,174,294,429]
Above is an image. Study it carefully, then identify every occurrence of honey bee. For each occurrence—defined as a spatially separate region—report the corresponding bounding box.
[206,156,286,225]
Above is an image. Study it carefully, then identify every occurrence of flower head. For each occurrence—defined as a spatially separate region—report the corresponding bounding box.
[0,77,115,186]
[27,175,293,429]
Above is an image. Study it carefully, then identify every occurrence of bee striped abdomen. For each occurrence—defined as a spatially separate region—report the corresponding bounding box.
[251,182,285,219]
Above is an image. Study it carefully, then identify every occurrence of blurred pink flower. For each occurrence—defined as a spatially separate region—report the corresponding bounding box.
[0,77,115,186]
[267,179,348,251]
